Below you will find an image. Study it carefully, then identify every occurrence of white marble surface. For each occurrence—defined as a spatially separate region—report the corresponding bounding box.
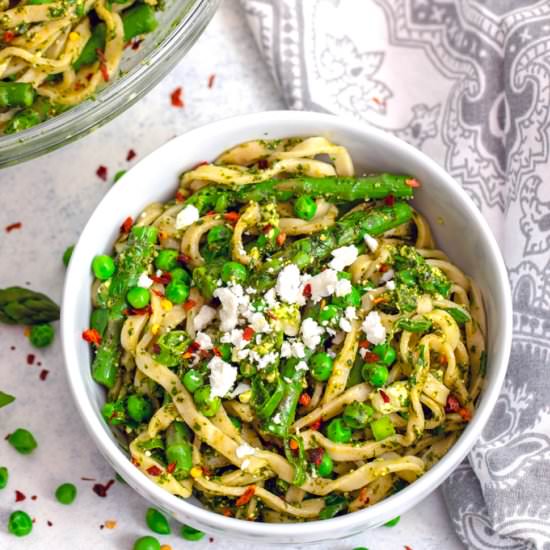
[0,1,465,548]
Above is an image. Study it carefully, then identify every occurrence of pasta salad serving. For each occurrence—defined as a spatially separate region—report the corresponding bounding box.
[0,0,160,134]
[84,136,487,523]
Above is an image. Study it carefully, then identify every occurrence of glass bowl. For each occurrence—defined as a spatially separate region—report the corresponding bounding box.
[0,0,219,168]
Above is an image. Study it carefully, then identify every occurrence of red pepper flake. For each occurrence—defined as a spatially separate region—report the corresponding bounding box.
[207,74,216,88]
[445,395,460,413]
[126,149,137,162]
[5,222,22,233]
[224,211,240,224]
[170,87,184,108]
[235,486,255,507]
[405,546,414,550]
[96,48,109,81]
[384,194,395,206]
[187,341,201,353]
[151,273,171,285]
[3,31,15,43]
[96,165,108,181]
[15,490,26,502]
[265,310,278,320]
[92,479,115,497]
[307,447,324,466]
[212,346,221,357]
[289,439,299,451]
[257,158,269,169]
[205,210,217,217]
[222,508,233,517]
[175,191,185,203]
[364,351,379,363]
[31,495,37,500]
[379,263,389,273]
[358,487,370,505]
[120,216,133,233]
[26,354,35,365]
[302,283,312,298]
[82,328,101,346]
[359,340,370,349]
[379,389,390,403]
[458,407,472,421]
[405,178,421,188]
[276,231,287,246]
[298,393,311,407]
[183,299,197,311]
[47,520,53,527]
[166,462,176,474]
[131,38,143,50]
[131,457,140,467]
[242,326,255,341]
[146,465,163,477]
[39,369,49,381]
[178,254,191,264]
[309,418,322,431]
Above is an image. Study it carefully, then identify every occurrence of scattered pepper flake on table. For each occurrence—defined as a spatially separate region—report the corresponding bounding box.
[26,354,35,365]
[15,489,26,502]
[104,520,117,529]
[170,87,184,108]
[207,74,216,88]
[92,479,115,497]
[5,222,22,233]
[39,369,49,381]
[126,149,137,161]
[47,520,53,527]
[96,165,108,181]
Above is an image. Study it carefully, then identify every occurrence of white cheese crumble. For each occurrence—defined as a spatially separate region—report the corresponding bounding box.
[380,268,395,283]
[213,287,239,331]
[280,340,306,359]
[193,305,217,332]
[301,317,324,349]
[235,442,256,458]
[339,317,352,332]
[264,288,278,307]
[194,331,213,350]
[370,381,409,414]
[335,278,352,297]
[249,312,271,333]
[175,204,200,230]
[275,264,305,305]
[329,245,358,271]
[345,306,357,321]
[364,233,379,252]
[137,272,153,288]
[241,458,251,471]
[296,360,309,372]
[208,356,237,398]
[308,269,339,303]
[229,382,251,399]
[361,310,386,345]
[272,412,282,424]
[386,280,396,290]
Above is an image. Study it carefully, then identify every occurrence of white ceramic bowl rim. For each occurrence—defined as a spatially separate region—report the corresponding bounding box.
[62,110,512,540]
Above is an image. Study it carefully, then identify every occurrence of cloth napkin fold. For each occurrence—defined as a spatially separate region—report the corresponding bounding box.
[241,1,550,548]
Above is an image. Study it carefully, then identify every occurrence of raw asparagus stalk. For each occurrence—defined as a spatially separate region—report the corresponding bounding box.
[0,286,59,325]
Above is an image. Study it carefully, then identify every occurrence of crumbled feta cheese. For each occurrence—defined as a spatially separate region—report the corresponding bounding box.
[362,311,386,345]
[194,331,213,350]
[272,412,282,424]
[335,278,352,297]
[235,442,256,458]
[359,347,367,359]
[254,351,279,370]
[214,287,239,331]
[276,264,305,305]
[137,272,153,288]
[386,280,396,290]
[229,382,251,399]
[175,204,200,230]
[208,356,237,398]
[221,328,249,349]
[329,245,358,271]
[370,382,409,414]
[308,269,339,303]
[301,318,324,349]
[344,306,357,321]
[241,458,251,470]
[264,288,278,307]
[296,360,309,372]
[245,286,257,295]
[280,341,292,358]
[249,312,271,333]
[193,305,217,332]
[380,268,395,283]
[280,340,305,359]
[364,233,378,252]
[339,317,352,332]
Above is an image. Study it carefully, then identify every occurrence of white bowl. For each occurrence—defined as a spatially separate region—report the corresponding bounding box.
[62,111,512,544]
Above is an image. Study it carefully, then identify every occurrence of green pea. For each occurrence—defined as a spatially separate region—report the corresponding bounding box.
[62,244,74,267]
[169,266,191,285]
[0,466,8,489]
[352,547,370,550]
[127,394,153,423]
[133,535,160,550]
[343,401,374,429]
[229,416,242,430]
[92,254,116,280]
[310,352,334,382]
[55,482,77,505]
[217,343,232,361]
[371,343,396,366]
[182,370,204,393]
[326,418,352,443]
[221,261,248,284]
[332,285,361,308]
[207,225,231,247]
[145,507,171,535]
[8,510,33,537]
[366,364,389,387]
[318,304,340,326]
[155,249,179,272]
[316,451,333,478]
[384,515,400,527]
[370,415,395,441]
[127,287,150,309]
[8,428,37,454]
[181,524,205,541]
[193,386,221,417]
[29,323,55,348]
[165,281,190,304]
[294,195,317,220]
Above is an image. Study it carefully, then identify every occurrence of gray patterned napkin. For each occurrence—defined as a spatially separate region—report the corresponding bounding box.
[240,1,550,548]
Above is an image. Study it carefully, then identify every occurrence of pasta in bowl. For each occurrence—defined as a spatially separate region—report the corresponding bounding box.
[86,136,486,522]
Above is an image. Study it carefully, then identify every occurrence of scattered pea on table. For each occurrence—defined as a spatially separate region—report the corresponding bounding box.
[145,507,171,535]
[55,482,77,505]
[133,535,160,550]
[8,428,37,454]
[180,524,205,541]
[8,510,33,537]
[29,323,55,348]
[62,244,75,267]
[0,466,8,489]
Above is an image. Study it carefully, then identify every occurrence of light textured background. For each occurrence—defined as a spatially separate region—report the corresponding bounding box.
[0,1,464,548]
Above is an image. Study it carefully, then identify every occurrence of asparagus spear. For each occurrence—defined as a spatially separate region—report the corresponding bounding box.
[165,421,193,479]
[0,287,59,325]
